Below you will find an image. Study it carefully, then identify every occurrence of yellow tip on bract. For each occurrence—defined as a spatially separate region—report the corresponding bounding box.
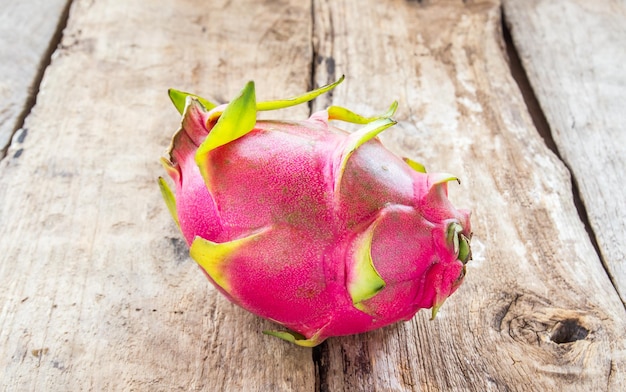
[168,88,217,114]
[263,330,324,347]
[431,304,441,320]
[431,290,450,320]
[189,230,265,294]
[328,100,398,124]
[178,75,347,120]
[197,81,257,153]
[403,157,427,173]
[431,173,460,185]
[160,156,180,182]
[256,75,345,111]
[347,214,386,312]
[194,81,257,189]
[158,177,179,228]
[334,117,396,194]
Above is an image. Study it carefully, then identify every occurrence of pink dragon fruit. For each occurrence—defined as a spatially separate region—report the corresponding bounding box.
[159,77,471,346]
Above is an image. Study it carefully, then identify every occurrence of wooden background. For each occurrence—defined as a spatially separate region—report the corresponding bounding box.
[1,0,624,390]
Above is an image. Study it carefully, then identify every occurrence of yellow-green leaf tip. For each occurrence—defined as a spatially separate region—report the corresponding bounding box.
[169,88,217,114]
[158,177,179,228]
[263,330,323,347]
[256,75,345,111]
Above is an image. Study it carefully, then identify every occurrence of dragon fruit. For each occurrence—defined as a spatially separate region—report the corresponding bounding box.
[159,77,471,346]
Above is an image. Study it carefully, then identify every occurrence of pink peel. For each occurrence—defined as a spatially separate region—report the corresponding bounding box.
[159,77,472,346]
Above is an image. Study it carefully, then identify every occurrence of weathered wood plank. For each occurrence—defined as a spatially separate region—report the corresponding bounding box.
[0,0,70,156]
[2,0,625,390]
[312,0,626,390]
[0,0,315,390]
[502,0,626,305]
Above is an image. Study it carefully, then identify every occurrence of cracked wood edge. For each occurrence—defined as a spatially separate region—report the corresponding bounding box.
[312,0,626,390]
[0,0,71,158]
[502,0,626,306]
[0,0,315,390]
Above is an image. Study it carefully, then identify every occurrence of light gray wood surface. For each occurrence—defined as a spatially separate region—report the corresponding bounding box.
[0,0,315,390]
[0,0,70,156]
[0,0,624,390]
[503,0,626,306]
[312,1,625,390]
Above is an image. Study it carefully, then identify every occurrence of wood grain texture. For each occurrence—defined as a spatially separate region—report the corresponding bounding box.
[502,0,626,306]
[0,0,315,390]
[311,0,626,390]
[1,0,625,391]
[0,0,70,156]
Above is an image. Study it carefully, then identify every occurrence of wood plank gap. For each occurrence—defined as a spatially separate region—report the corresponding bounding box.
[501,8,556,157]
[0,0,74,161]
[501,7,619,309]
[308,3,330,389]
[308,0,317,115]
[313,341,329,392]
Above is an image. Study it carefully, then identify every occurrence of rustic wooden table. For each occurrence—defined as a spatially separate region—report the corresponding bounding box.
[1,0,625,390]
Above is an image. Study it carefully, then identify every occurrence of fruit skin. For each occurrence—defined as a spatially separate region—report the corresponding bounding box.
[159,77,471,346]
